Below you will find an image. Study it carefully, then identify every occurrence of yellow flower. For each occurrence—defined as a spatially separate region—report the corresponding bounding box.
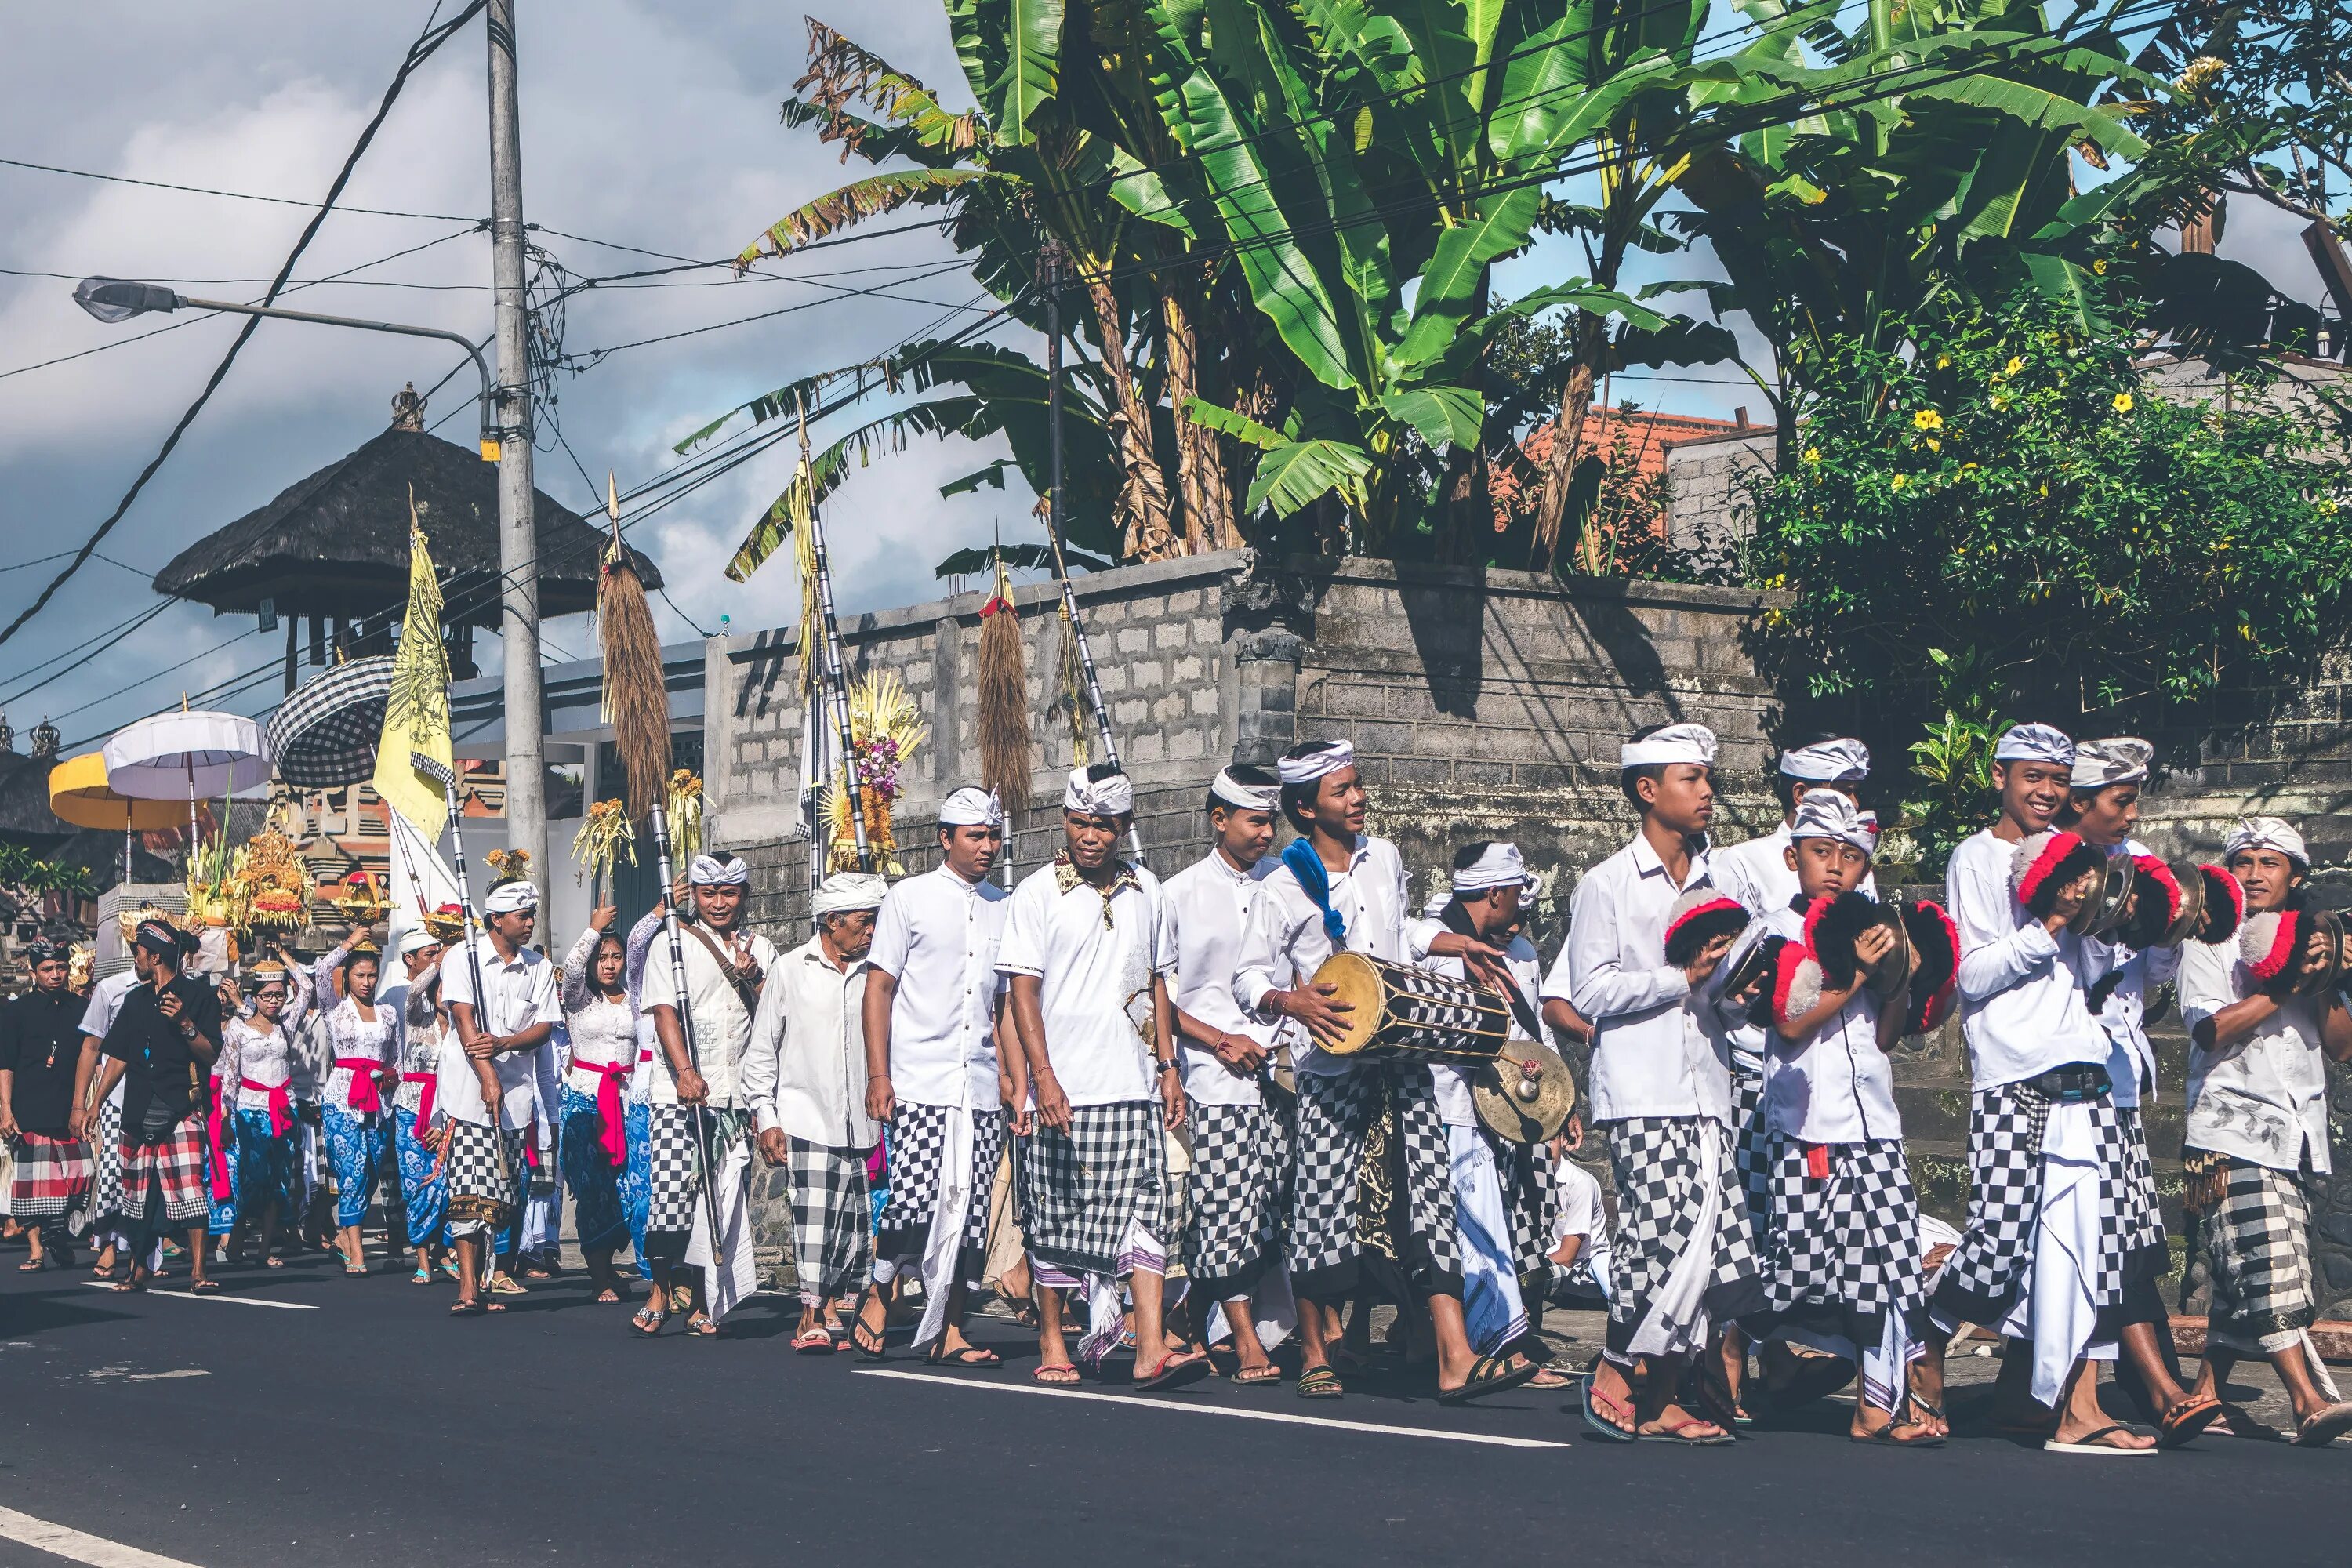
[1913,408,1944,432]
[2002,357,2023,376]
[1803,447,1821,464]
[1936,354,1951,369]
[1990,391,2013,411]
[1890,474,1908,491]
[2112,391,2134,413]
[1926,438,1941,452]
[2092,260,2109,275]
[1962,462,1980,472]
[2321,499,2341,517]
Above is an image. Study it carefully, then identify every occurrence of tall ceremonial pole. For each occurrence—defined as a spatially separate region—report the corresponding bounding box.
[1039,239,1142,863]
[597,489,725,1265]
[798,394,874,875]
[409,753,511,1194]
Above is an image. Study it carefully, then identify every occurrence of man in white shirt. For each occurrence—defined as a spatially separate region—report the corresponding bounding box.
[1711,735,1875,1253]
[2177,816,2352,1445]
[1919,722,2151,1455]
[1161,765,1292,1387]
[636,854,779,1336]
[1714,791,1933,1444]
[855,786,1013,1364]
[746,870,887,1352]
[1004,765,1198,1388]
[1552,722,1762,1445]
[1413,841,1564,1388]
[1232,739,1515,1403]
[2060,739,2222,1445]
[433,877,561,1317]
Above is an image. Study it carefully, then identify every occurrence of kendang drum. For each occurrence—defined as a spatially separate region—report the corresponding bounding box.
[1311,951,1510,1066]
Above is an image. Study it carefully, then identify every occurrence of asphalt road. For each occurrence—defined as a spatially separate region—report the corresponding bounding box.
[1,1251,2347,1568]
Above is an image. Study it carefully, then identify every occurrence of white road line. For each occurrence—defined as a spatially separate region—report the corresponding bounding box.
[0,1504,204,1568]
[78,1282,315,1311]
[854,1368,1570,1449]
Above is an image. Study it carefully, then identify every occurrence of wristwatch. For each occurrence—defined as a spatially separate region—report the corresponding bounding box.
[1155,1057,1180,1076]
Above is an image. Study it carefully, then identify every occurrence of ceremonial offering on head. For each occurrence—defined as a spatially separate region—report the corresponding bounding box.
[572,798,637,903]
[666,770,704,866]
[325,867,392,931]
[233,827,315,931]
[1309,951,1510,1066]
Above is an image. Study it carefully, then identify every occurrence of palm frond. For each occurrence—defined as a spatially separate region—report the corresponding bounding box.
[735,169,1011,270]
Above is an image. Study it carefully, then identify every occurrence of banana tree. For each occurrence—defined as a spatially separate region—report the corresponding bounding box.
[1152,0,1692,551]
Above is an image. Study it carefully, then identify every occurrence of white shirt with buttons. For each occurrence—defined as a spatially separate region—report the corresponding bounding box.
[866,864,1009,1112]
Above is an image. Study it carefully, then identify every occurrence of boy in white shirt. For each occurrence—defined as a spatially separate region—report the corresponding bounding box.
[1716,792,1934,1445]
[1551,721,1763,1445]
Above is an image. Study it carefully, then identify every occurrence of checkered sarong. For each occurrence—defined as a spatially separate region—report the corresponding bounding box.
[875,1102,1005,1265]
[1760,1134,1922,1315]
[9,1131,93,1221]
[1606,1116,1762,1342]
[644,1104,746,1233]
[1731,1058,1771,1248]
[1185,1100,1291,1297]
[442,1120,524,1240]
[1500,1135,1557,1280]
[2201,1156,2319,1356]
[1019,1100,1169,1278]
[2115,1106,2167,1259]
[1289,1065,1460,1295]
[789,1142,873,1303]
[89,1098,125,1222]
[1931,1081,2131,1324]
[119,1120,209,1225]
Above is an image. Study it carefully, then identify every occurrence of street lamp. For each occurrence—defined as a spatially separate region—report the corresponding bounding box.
[73,276,503,461]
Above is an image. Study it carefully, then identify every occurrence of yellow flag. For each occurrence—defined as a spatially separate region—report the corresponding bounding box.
[372,499,453,842]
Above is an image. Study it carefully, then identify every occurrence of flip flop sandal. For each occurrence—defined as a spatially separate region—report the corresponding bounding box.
[1639,1416,1736,1446]
[187,1279,223,1294]
[927,1345,1004,1369]
[1851,1420,1946,1447]
[2158,1394,2224,1448]
[89,1265,115,1280]
[2044,1422,2156,1456]
[1438,1354,1542,1406]
[442,1258,462,1279]
[2296,1400,2352,1446]
[16,1258,44,1272]
[264,1257,285,1269]
[1134,1352,1211,1392]
[851,1317,888,1360]
[483,1300,508,1314]
[1528,1368,1574,1389]
[1033,1363,1081,1385]
[1582,1378,1639,1443]
[450,1301,487,1317]
[343,1265,370,1277]
[412,1269,434,1284]
[488,1274,526,1295]
[593,1289,625,1305]
[684,1312,717,1337]
[1691,1372,1755,1432]
[1295,1367,1345,1400]
[793,1327,837,1354]
[1232,1365,1285,1387]
[630,1305,667,1337]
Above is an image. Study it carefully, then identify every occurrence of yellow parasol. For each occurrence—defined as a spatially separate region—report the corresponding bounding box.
[49,753,181,884]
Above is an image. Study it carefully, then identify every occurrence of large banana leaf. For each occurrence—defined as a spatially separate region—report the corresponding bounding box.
[996,0,1066,142]
[738,169,1014,266]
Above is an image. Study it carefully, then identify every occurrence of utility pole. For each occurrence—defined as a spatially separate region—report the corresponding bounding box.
[487,0,546,883]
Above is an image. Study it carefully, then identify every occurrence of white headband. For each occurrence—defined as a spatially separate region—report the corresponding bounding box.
[1063,766,1135,818]
[1278,740,1355,786]
[1620,722,1717,770]
[938,786,1004,828]
[1210,768,1279,813]
[1779,737,1870,782]
[396,926,441,957]
[1452,841,1534,894]
[689,854,750,887]
[483,880,539,915]
[1994,723,2075,764]
[812,871,889,917]
[2223,815,2309,869]
[1789,791,1877,855]
[2070,736,2151,791]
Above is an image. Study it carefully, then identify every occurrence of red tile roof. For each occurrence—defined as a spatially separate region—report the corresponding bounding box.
[1491,405,1748,528]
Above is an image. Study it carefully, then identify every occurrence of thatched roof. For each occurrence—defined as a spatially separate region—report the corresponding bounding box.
[153,428,661,626]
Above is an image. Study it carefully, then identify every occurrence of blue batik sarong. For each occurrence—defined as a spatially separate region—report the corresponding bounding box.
[622,1099,652,1277]
[394,1107,447,1250]
[321,1105,389,1228]
[557,1085,626,1254]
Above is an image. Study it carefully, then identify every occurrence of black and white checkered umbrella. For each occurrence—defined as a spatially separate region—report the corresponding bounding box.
[267,655,395,789]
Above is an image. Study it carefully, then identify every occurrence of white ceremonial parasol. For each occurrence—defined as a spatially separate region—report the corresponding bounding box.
[103,708,275,848]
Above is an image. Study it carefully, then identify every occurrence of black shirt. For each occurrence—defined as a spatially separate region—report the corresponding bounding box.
[0,987,84,1138]
[102,976,221,1137]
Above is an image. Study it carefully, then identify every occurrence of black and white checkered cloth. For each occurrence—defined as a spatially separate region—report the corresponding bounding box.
[443,1120,524,1239]
[1019,1100,1168,1278]
[1287,1065,1460,1290]
[1760,1134,1923,1315]
[2115,1107,2168,1259]
[1499,1134,1556,1280]
[874,1101,1004,1265]
[90,1099,124,1221]
[1930,1081,2130,1325]
[1731,1058,1771,1248]
[1606,1116,1762,1341]
[644,1104,746,1233]
[2201,1156,2320,1356]
[266,655,394,790]
[1185,1100,1291,1296]
[788,1142,873,1304]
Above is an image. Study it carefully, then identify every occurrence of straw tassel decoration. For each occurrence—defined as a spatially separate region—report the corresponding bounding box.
[976,554,1032,821]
